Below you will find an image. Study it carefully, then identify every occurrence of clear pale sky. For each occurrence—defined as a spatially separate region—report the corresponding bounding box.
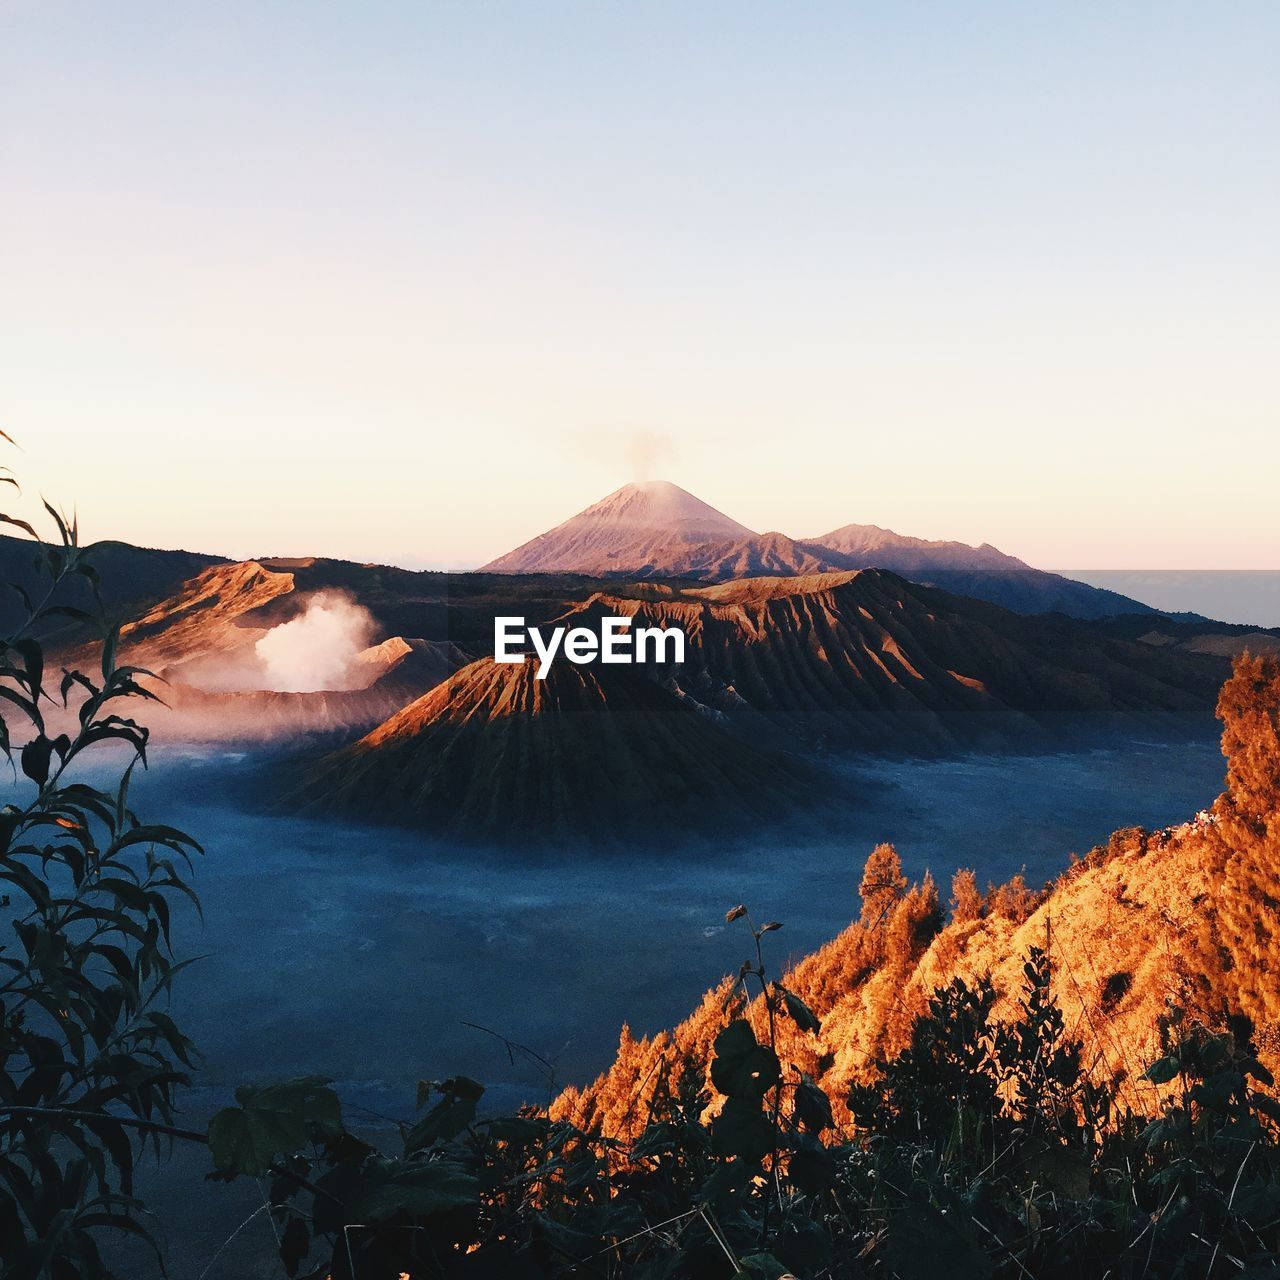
[1,3,1276,570]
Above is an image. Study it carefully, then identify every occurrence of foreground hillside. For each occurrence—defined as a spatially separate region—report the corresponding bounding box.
[555,652,1280,1140]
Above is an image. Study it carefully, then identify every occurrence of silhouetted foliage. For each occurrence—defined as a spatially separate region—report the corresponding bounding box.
[1,450,201,1278]
[200,926,1280,1279]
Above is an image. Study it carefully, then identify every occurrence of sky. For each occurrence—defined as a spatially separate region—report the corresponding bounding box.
[1,2,1276,571]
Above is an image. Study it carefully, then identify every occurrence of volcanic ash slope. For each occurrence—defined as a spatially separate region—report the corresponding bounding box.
[287,656,815,841]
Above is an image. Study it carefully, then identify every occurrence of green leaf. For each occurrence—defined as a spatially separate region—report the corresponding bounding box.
[0,512,37,538]
[737,1253,790,1280]
[1142,1055,1181,1085]
[779,986,821,1035]
[14,638,43,698]
[405,1077,485,1151]
[483,1116,545,1146]
[712,1096,774,1162]
[787,1134,837,1194]
[888,1203,992,1280]
[535,1215,598,1262]
[1244,1057,1275,1086]
[20,736,54,787]
[630,1121,676,1160]
[710,1020,780,1099]
[793,1077,833,1133]
[208,1078,342,1176]
[440,1074,485,1101]
[348,1159,478,1221]
[699,1155,755,1206]
[405,1093,477,1151]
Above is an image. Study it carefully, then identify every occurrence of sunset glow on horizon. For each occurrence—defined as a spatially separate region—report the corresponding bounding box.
[2,3,1277,571]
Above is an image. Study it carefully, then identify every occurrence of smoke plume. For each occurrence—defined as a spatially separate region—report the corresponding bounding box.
[625,429,675,481]
[254,591,376,693]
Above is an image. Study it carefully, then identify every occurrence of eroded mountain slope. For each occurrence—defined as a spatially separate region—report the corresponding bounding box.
[554,654,1280,1140]
[585,569,1225,750]
[287,656,815,839]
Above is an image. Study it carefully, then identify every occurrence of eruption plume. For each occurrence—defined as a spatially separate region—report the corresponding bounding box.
[254,591,376,692]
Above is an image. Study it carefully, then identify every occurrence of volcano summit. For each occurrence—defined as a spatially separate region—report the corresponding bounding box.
[481,480,758,577]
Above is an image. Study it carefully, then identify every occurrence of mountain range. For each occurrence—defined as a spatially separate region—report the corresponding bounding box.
[570,570,1222,749]
[279,568,1231,840]
[481,480,1159,620]
[20,483,1277,842]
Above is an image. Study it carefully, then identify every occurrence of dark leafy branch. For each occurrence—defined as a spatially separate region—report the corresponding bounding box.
[1,450,202,1279]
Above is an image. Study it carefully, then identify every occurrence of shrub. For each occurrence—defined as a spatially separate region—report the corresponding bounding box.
[1,451,201,1278]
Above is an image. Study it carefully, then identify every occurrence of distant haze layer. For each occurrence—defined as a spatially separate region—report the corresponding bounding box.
[1060,572,1280,628]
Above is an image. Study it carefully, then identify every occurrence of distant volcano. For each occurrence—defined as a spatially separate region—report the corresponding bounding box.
[481,480,766,577]
[480,480,1158,620]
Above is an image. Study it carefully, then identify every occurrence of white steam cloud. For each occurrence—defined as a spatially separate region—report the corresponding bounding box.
[254,592,376,693]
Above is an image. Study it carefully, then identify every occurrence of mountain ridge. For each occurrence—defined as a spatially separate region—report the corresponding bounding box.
[802,521,1031,573]
[275,568,1231,841]
[479,480,1159,620]
[562,568,1225,752]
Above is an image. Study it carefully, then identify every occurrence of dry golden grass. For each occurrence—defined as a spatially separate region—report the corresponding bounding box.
[554,653,1280,1141]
